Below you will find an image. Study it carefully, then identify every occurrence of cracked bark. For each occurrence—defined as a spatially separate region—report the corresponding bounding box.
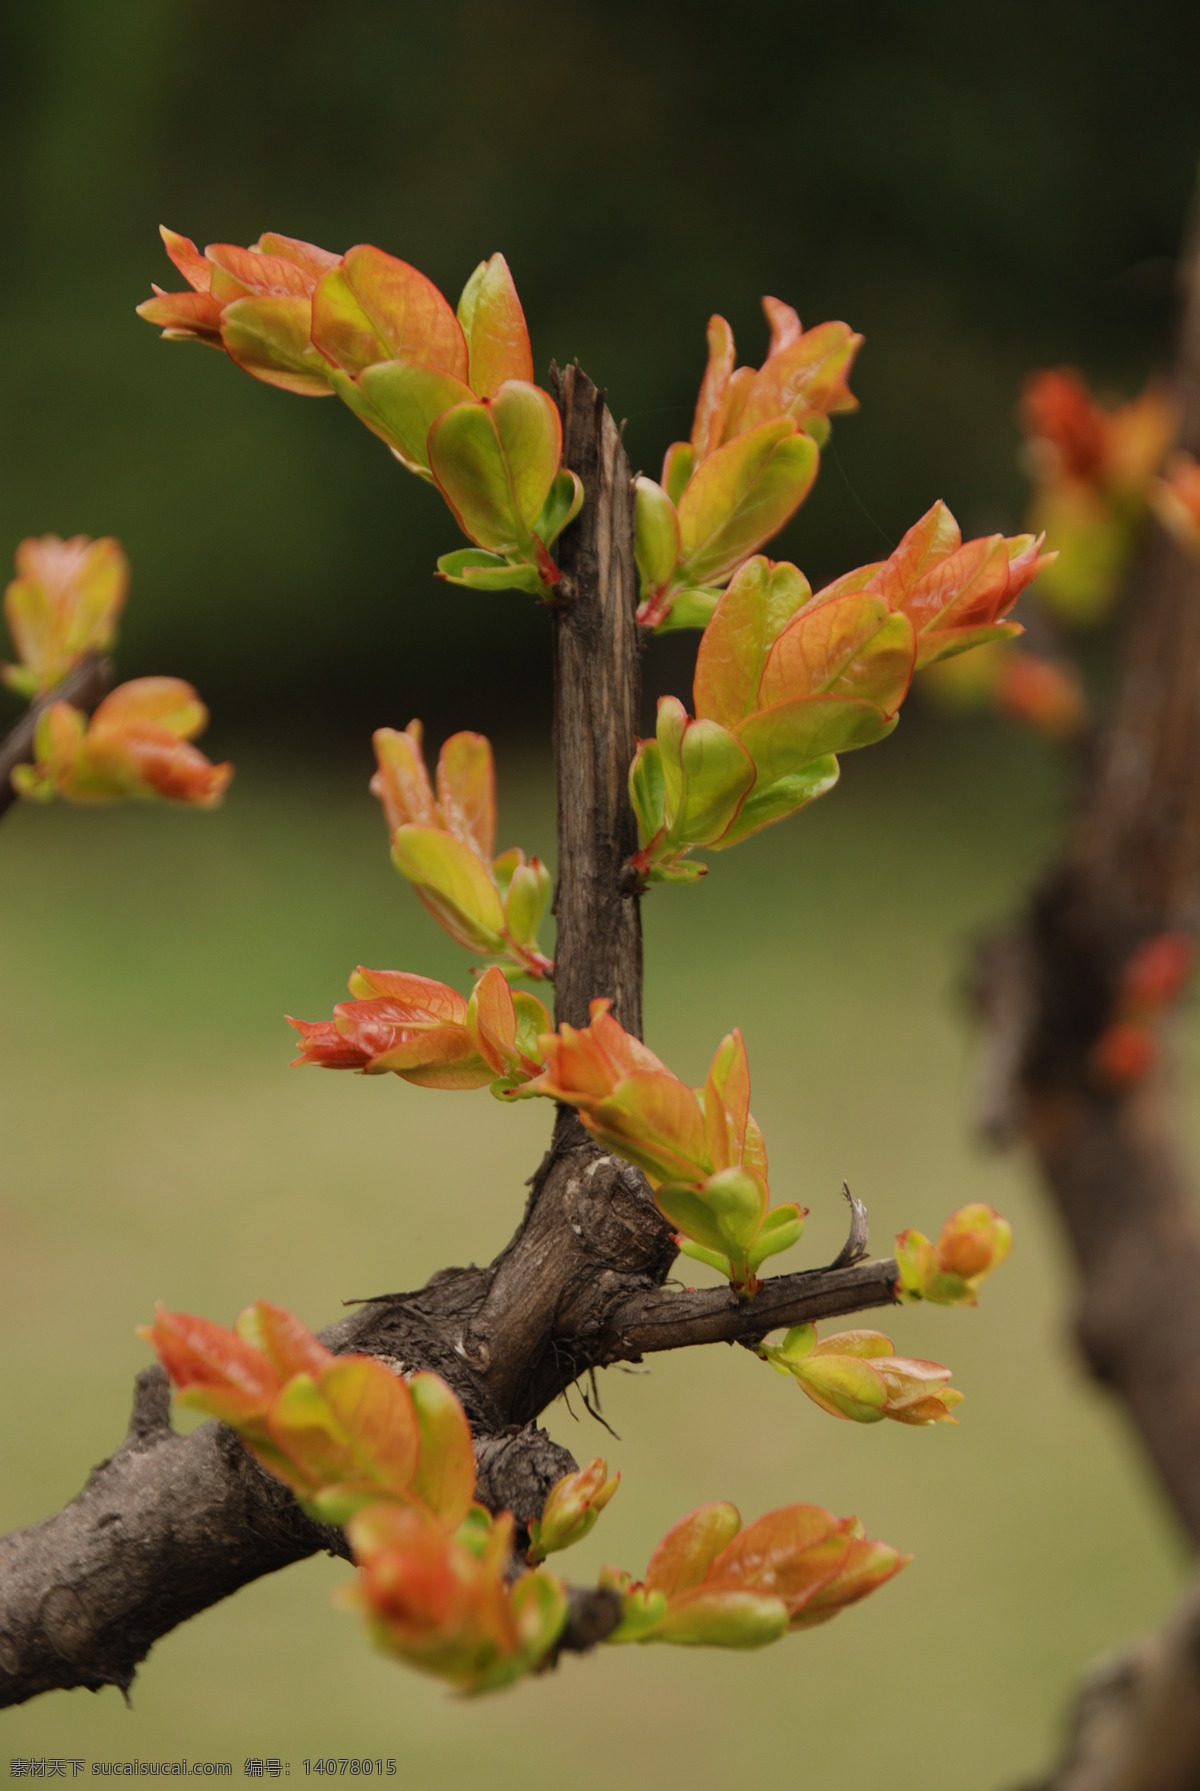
[0,370,903,1709]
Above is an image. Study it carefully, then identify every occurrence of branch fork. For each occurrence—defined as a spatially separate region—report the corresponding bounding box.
[0,375,905,1709]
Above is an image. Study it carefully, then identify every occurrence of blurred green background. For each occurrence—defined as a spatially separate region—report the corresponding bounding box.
[4,0,1200,1783]
[0,731,1191,1783]
[1,0,1198,739]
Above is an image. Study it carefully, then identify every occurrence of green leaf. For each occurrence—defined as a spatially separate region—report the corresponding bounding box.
[747,1203,806,1270]
[503,860,549,947]
[634,476,680,598]
[428,383,561,553]
[677,1238,734,1277]
[435,549,547,595]
[534,469,584,548]
[662,441,694,507]
[391,823,506,952]
[674,722,756,848]
[629,738,667,848]
[656,699,755,850]
[490,846,523,902]
[790,1354,888,1425]
[2,664,40,701]
[694,556,813,728]
[607,1587,670,1644]
[266,1373,345,1478]
[653,1589,790,1648]
[735,697,896,783]
[711,757,839,850]
[511,989,551,1062]
[647,857,707,883]
[352,361,475,473]
[428,403,528,553]
[778,1324,818,1361]
[655,1168,766,1261]
[652,588,722,632]
[9,761,53,801]
[489,382,562,530]
[220,296,334,396]
[677,421,818,587]
[408,1371,475,1527]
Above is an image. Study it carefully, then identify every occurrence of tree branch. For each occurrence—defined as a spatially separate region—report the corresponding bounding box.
[0,652,113,819]
[549,363,643,1037]
[601,1257,900,1359]
[0,1237,902,1707]
[0,1368,341,1705]
[0,374,899,1707]
[0,374,663,1707]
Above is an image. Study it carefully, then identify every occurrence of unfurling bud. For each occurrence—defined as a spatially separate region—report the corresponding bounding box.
[762,1324,963,1425]
[522,1007,804,1292]
[347,1503,568,1694]
[895,1204,1012,1306]
[288,965,549,1097]
[12,679,232,808]
[604,1499,908,1648]
[371,723,553,979]
[2,534,128,699]
[139,1300,475,1530]
[527,1457,620,1563]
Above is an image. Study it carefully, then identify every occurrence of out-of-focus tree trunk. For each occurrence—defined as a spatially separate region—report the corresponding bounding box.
[1025,1570,1200,1791]
[977,182,1200,1541]
[978,181,1200,1788]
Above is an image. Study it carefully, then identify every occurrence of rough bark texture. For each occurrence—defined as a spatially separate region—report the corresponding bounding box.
[548,364,643,1037]
[0,652,113,818]
[0,1370,342,1703]
[975,197,1200,1546]
[0,374,903,1708]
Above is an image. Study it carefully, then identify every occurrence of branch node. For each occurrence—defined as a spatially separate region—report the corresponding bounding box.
[454,1334,492,1372]
[554,1586,622,1658]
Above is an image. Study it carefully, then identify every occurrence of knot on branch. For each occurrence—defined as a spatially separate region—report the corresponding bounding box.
[473,1425,579,1531]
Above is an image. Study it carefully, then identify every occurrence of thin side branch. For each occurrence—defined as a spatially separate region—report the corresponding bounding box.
[0,653,113,818]
[0,1239,903,1707]
[602,1257,900,1360]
